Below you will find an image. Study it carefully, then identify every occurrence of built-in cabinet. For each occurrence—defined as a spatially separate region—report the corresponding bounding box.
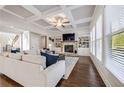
[77,36,90,56]
[78,36,89,48]
[54,35,90,56]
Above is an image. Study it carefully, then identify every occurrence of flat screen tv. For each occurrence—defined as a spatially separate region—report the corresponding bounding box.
[63,33,75,41]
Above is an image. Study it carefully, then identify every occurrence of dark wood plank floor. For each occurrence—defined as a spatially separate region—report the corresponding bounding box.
[57,56,105,87]
[0,56,105,87]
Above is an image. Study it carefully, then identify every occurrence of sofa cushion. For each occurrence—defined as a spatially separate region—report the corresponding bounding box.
[8,53,22,60]
[22,54,46,69]
[23,50,37,55]
[41,52,59,67]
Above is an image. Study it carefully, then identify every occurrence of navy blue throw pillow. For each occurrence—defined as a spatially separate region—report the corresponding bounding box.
[46,54,59,67]
[41,52,47,56]
[11,48,20,53]
[40,52,59,67]
[11,50,17,53]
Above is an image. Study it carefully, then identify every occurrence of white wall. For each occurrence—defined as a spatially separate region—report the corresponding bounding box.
[41,36,46,48]
[45,30,62,50]
[30,31,58,51]
[30,32,43,51]
[46,35,55,50]
[90,5,122,86]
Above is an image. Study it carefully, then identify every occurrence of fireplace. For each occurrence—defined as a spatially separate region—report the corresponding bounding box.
[64,45,73,53]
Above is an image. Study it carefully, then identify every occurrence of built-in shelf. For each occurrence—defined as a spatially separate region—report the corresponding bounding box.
[54,36,62,48]
[78,36,89,48]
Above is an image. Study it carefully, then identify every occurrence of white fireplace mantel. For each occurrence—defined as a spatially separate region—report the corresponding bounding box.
[62,42,78,53]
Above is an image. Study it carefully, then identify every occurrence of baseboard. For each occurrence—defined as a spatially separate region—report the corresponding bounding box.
[90,54,110,86]
[90,54,123,87]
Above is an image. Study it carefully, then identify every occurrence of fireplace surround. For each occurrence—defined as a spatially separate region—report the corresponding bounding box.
[64,45,74,53]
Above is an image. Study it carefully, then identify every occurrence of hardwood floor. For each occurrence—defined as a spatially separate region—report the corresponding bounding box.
[0,56,105,87]
[57,56,105,87]
[0,74,22,87]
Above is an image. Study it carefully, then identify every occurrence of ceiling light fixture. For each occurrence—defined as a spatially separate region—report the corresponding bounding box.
[56,18,63,27]
[46,13,70,28]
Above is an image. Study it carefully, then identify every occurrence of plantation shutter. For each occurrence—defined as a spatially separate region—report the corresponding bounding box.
[106,6,124,83]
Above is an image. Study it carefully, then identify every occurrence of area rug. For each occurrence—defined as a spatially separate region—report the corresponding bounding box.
[63,57,79,79]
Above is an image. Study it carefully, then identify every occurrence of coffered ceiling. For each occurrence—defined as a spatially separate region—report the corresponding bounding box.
[0,5,96,33]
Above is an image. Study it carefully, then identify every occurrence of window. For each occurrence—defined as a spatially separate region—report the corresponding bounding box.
[105,6,124,83]
[22,31,30,50]
[90,26,96,55]
[0,43,2,53]
[90,31,93,53]
[92,26,96,55]
[96,15,103,61]
[110,32,124,83]
[0,32,21,49]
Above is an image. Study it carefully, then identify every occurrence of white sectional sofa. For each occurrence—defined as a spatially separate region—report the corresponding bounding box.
[0,52,65,87]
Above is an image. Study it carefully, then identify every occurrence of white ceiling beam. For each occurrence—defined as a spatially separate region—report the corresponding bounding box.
[43,6,63,17]
[22,5,62,21]
[45,26,65,32]
[22,6,62,29]
[67,5,85,10]
[45,26,54,29]
[77,26,89,30]
[22,5,73,32]
[22,5,43,21]
[91,5,97,21]
[2,8,25,19]
[22,5,42,16]
[26,15,41,22]
[56,27,65,32]
[75,17,92,24]
[21,5,48,31]
[60,5,77,30]
[31,22,45,30]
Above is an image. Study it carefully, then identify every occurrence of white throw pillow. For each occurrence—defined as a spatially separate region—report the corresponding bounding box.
[8,53,22,60]
[22,54,46,69]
